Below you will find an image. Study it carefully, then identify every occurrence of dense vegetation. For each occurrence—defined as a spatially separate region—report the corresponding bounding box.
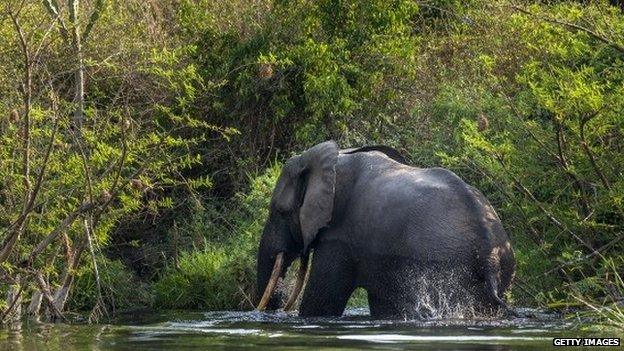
[0,0,622,329]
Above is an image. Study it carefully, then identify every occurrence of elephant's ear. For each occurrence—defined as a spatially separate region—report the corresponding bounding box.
[298,141,339,254]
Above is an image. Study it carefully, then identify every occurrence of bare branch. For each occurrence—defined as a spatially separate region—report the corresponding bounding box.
[0,278,24,324]
[33,14,62,61]
[0,9,33,264]
[84,218,108,322]
[82,0,104,42]
[543,232,624,275]
[579,113,612,191]
[34,271,65,321]
[67,0,85,129]
[0,102,61,263]
[493,154,602,258]
[42,0,69,42]
[52,237,87,315]
[22,201,97,266]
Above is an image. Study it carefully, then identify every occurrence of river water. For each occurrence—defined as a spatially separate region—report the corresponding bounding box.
[0,308,606,350]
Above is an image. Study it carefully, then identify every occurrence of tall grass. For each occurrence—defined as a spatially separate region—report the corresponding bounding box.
[571,258,624,330]
[153,165,281,310]
[70,257,152,313]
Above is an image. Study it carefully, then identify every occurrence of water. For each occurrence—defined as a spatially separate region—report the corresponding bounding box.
[0,308,605,350]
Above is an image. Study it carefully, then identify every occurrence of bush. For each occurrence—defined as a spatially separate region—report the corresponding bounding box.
[3,0,623,321]
[69,257,151,312]
[172,0,422,192]
[153,164,281,309]
[153,248,244,309]
[347,288,369,308]
[432,1,624,307]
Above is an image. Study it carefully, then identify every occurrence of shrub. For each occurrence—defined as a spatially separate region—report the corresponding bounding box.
[153,164,281,310]
[153,248,243,309]
[69,257,151,312]
[348,288,369,308]
[434,1,624,306]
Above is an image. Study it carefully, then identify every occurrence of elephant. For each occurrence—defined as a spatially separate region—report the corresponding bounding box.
[255,141,515,319]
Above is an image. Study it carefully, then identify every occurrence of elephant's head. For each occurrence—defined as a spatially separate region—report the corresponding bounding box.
[255,141,339,311]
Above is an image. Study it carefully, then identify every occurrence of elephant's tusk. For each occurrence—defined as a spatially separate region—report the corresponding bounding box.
[283,255,309,312]
[256,252,284,311]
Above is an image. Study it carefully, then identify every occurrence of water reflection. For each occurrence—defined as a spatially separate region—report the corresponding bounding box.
[0,308,586,351]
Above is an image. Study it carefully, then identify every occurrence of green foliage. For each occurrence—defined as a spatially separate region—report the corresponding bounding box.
[70,257,151,312]
[2,0,623,321]
[153,165,281,310]
[347,288,369,308]
[174,0,421,190]
[571,257,624,330]
[154,248,245,310]
[0,0,232,320]
[429,1,624,308]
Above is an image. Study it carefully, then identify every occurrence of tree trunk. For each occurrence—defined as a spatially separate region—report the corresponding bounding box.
[50,238,87,316]
[0,11,32,265]
[70,0,85,130]
[73,51,85,129]
[6,275,22,330]
[27,291,43,318]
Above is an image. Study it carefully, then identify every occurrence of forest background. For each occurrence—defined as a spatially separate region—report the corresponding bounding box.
[0,0,622,328]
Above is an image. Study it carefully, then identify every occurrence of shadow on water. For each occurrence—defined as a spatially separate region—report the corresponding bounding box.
[0,308,599,350]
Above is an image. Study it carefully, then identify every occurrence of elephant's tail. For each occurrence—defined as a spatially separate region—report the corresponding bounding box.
[485,248,517,316]
[486,273,507,308]
[486,274,519,317]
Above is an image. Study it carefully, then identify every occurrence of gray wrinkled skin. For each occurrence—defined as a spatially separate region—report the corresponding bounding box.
[256,141,515,319]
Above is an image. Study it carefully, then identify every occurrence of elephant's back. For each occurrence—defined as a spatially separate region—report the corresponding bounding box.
[345,157,509,267]
[334,151,514,304]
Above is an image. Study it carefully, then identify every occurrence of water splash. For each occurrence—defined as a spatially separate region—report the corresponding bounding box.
[394,268,496,320]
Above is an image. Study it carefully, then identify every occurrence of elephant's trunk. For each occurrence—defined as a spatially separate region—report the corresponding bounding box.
[256,252,284,311]
[283,255,309,311]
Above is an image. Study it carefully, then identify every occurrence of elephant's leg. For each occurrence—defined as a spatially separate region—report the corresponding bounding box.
[298,243,355,317]
[366,273,415,319]
[367,290,403,319]
[365,262,431,319]
[361,259,407,319]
